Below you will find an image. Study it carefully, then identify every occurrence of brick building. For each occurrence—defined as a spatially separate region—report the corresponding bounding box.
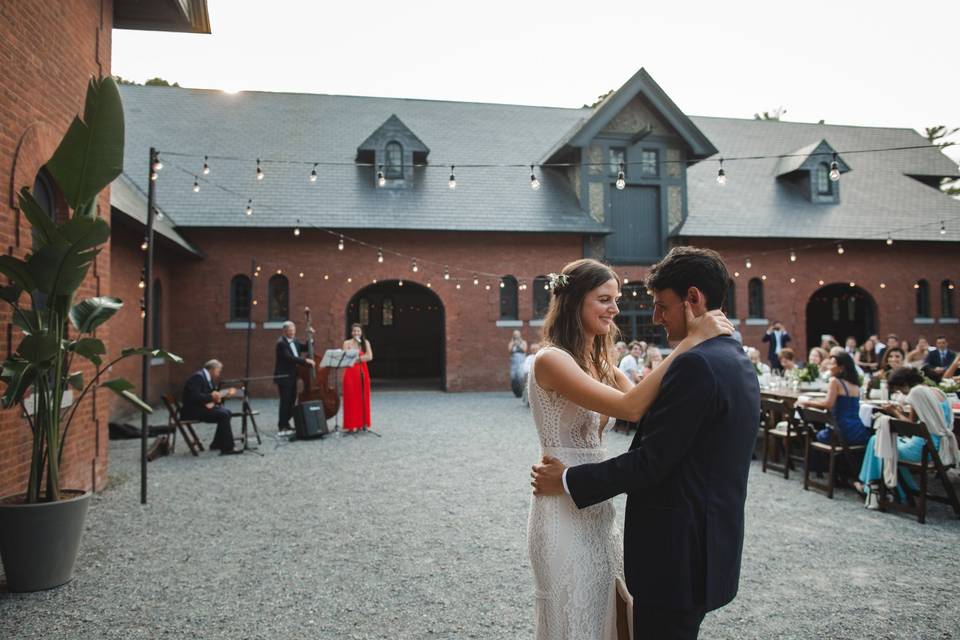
[106,69,960,417]
[0,1,210,498]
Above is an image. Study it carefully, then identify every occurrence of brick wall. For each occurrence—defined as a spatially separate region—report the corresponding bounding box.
[103,228,587,408]
[0,0,113,497]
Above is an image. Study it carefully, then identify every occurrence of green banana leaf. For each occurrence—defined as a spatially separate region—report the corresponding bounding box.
[70,296,123,333]
[101,378,152,414]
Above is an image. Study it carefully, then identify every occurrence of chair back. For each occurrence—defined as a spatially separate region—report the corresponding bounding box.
[760,397,788,429]
[161,393,179,420]
[799,406,836,428]
[888,418,937,458]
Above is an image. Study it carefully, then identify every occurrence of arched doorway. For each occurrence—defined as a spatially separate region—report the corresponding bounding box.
[805,284,877,350]
[346,281,445,389]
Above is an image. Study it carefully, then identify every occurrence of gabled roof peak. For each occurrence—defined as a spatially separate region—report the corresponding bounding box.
[357,114,429,154]
[775,139,850,177]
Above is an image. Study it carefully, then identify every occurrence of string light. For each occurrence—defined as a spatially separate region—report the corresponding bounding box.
[616,162,626,190]
[377,165,386,187]
[309,163,318,182]
[734,271,740,278]
[485,282,491,290]
[499,280,505,289]
[444,266,450,280]
[886,234,893,246]
[138,271,145,289]
[152,157,163,172]
[631,290,638,297]
[338,234,344,251]
[849,281,856,287]
[347,277,352,283]
[377,248,384,263]
[789,277,796,284]
[192,176,200,193]
[276,269,282,275]
[256,158,264,180]
[139,299,146,319]
[411,259,418,273]
[940,220,946,235]
[829,153,841,182]
[880,282,886,289]
[716,158,727,186]
[448,165,456,189]
[818,280,825,285]
[245,199,253,216]
[398,280,404,287]
[252,299,258,306]
[623,277,629,284]
[294,219,300,237]
[202,155,210,175]
[426,281,432,288]
[949,281,955,290]
[761,274,767,281]
[789,250,796,262]
[745,257,752,269]
[836,243,844,255]
[455,282,461,289]
[150,170,158,181]
[914,282,920,289]
[323,274,329,280]
[473,275,479,286]
[299,272,304,278]
[529,165,541,191]
[140,237,148,251]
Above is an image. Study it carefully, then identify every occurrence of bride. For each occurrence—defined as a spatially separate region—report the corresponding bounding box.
[526,258,731,639]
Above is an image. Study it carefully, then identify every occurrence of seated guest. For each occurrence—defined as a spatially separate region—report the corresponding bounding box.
[180,359,241,455]
[844,336,858,356]
[878,347,905,381]
[640,345,663,378]
[806,347,830,374]
[614,341,628,365]
[618,341,644,384]
[819,335,838,351]
[905,336,930,367]
[944,352,960,381]
[856,367,959,506]
[856,337,879,373]
[878,333,900,360]
[924,336,957,382]
[747,347,771,375]
[778,347,798,373]
[797,352,870,446]
[829,345,863,377]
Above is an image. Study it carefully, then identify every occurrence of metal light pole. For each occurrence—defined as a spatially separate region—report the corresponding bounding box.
[141,147,158,505]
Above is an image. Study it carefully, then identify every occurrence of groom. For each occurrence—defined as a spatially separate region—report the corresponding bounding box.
[532,247,760,639]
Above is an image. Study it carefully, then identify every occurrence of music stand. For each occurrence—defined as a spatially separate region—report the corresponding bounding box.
[320,349,358,435]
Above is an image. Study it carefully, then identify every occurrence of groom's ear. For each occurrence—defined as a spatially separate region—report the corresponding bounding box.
[686,286,702,307]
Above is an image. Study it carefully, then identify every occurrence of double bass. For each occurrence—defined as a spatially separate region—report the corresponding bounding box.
[297,307,340,419]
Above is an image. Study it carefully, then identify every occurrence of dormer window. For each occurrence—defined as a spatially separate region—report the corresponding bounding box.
[385,141,404,179]
[815,163,832,195]
[774,139,848,205]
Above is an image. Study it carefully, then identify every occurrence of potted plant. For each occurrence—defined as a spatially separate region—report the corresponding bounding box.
[0,77,180,592]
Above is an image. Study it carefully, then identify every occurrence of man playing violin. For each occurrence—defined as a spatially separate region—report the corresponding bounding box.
[274,320,315,435]
[181,359,242,455]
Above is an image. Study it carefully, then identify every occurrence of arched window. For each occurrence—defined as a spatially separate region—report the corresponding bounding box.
[230,275,252,321]
[382,298,394,326]
[359,297,370,326]
[500,275,518,320]
[748,278,764,318]
[31,170,58,310]
[724,279,737,318]
[532,275,550,320]
[268,274,290,321]
[815,163,831,195]
[915,279,930,317]
[941,280,955,318]
[385,141,403,179]
[152,280,162,348]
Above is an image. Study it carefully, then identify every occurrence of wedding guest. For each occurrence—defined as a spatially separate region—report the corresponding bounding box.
[944,352,960,380]
[820,335,839,351]
[614,340,628,364]
[844,336,858,356]
[641,345,663,378]
[879,347,905,380]
[521,343,541,406]
[869,334,883,355]
[778,347,797,373]
[508,330,528,398]
[905,337,930,367]
[924,336,957,382]
[856,338,880,373]
[855,367,959,506]
[747,347,771,375]
[900,339,911,353]
[797,352,870,446]
[762,321,791,372]
[878,333,900,360]
[618,341,643,384]
[806,347,830,374]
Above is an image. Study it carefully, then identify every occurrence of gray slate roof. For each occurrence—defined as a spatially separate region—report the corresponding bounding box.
[684,116,960,242]
[116,85,606,234]
[110,173,200,254]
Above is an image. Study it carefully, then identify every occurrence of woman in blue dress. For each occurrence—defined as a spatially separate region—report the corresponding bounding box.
[798,351,871,446]
[855,367,955,503]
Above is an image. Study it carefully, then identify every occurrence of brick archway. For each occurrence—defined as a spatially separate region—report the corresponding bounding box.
[345,280,445,389]
[805,283,877,350]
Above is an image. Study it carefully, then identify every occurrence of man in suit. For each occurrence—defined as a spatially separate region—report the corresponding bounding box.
[180,359,241,455]
[532,247,760,639]
[761,321,790,373]
[924,336,957,382]
[274,320,315,434]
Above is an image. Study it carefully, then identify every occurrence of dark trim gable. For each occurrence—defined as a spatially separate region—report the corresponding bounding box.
[357,114,430,155]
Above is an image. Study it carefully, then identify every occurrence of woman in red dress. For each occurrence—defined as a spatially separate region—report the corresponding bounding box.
[341,323,373,432]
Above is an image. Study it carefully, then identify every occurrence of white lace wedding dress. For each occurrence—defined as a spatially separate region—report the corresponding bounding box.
[527,346,624,640]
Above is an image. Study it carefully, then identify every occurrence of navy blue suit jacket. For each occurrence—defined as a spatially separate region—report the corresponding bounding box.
[924,349,957,380]
[180,370,214,420]
[566,336,760,612]
[761,331,790,362]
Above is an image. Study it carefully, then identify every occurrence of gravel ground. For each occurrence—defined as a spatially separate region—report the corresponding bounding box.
[2,391,959,639]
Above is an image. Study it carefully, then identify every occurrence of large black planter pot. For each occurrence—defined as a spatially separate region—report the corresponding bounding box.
[0,490,90,592]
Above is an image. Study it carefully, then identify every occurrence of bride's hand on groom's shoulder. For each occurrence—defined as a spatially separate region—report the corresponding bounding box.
[685,302,733,345]
[531,456,566,497]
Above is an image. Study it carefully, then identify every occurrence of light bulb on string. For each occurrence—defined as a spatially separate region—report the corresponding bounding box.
[940,220,946,235]
[914,282,920,289]
[499,280,505,289]
[745,257,752,269]
[448,165,456,189]
[948,281,955,290]
[299,272,304,278]
[631,290,638,297]
[338,234,344,251]
[485,282,491,290]
[294,220,301,237]
[790,277,797,284]
[734,271,740,278]
[761,274,767,281]
[829,154,840,182]
[473,275,479,286]
[886,234,893,246]
[616,163,626,190]
[377,248,384,263]
[323,274,329,280]
[455,282,461,290]
[140,238,148,251]
[789,250,796,262]
[444,266,450,280]
[398,280,404,287]
[716,159,727,186]
[309,163,318,183]
[152,157,163,172]
[245,199,253,216]
[150,170,158,181]
[377,165,386,187]
[849,282,856,287]
[426,281,432,288]
[880,282,886,289]
[837,243,844,255]
[411,259,418,273]
[529,165,541,191]
[192,176,200,193]
[818,280,825,286]
[256,158,264,180]
[202,155,210,175]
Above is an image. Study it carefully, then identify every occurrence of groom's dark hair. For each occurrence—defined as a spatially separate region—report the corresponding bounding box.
[645,246,729,311]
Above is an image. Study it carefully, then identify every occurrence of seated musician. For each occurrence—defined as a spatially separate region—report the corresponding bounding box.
[180,359,241,455]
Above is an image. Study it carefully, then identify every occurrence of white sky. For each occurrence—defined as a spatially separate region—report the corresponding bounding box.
[113,0,960,160]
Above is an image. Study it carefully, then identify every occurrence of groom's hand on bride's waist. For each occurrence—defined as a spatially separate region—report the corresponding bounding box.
[531,456,567,496]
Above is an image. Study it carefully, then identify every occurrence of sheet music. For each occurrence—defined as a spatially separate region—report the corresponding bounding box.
[320,348,359,368]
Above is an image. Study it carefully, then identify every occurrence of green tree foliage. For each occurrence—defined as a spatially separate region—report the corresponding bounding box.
[925,125,960,197]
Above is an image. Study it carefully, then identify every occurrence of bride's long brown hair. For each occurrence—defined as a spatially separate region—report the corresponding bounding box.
[540,259,621,387]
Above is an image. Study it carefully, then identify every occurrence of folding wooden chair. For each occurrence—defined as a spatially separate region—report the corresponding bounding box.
[878,419,960,524]
[801,406,866,498]
[161,394,204,456]
[761,396,804,479]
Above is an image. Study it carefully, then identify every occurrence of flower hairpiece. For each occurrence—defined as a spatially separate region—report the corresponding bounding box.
[547,272,570,292]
